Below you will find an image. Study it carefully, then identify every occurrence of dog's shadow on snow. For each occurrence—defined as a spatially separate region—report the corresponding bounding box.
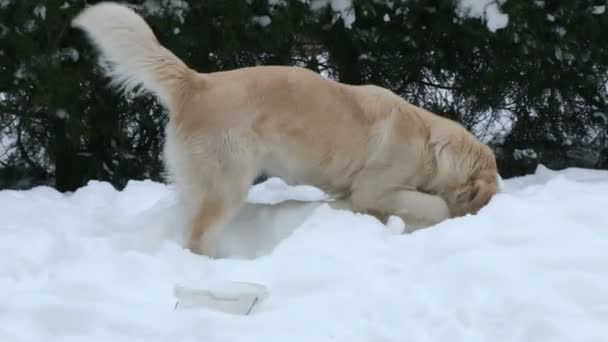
[215,200,328,259]
[121,196,327,259]
[118,178,341,259]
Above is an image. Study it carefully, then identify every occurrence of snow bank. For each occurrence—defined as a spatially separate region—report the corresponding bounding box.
[1,165,608,341]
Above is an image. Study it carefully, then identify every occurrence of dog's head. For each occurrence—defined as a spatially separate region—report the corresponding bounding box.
[445,168,498,217]
[439,141,498,218]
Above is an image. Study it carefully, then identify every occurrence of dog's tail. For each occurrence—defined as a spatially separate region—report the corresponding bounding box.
[72,2,193,111]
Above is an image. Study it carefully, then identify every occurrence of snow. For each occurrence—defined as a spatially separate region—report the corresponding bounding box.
[143,0,189,23]
[55,109,69,120]
[513,148,538,160]
[33,5,46,20]
[13,65,26,80]
[0,23,8,39]
[126,0,514,31]
[0,132,14,163]
[23,19,37,33]
[592,5,606,15]
[2,165,608,341]
[592,111,608,125]
[308,0,356,28]
[301,0,510,31]
[247,177,329,204]
[555,26,567,37]
[55,47,80,63]
[483,3,509,32]
[251,15,272,27]
[456,0,509,32]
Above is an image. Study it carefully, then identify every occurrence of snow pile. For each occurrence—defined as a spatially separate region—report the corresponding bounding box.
[1,165,608,341]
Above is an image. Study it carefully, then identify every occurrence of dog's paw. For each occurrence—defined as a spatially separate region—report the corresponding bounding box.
[386,215,406,234]
[187,239,216,258]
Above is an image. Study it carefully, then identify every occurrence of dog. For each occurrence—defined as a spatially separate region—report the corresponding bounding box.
[72,2,498,257]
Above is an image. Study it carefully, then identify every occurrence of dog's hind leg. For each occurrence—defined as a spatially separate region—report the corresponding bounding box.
[187,191,226,256]
[185,169,255,257]
[174,135,259,257]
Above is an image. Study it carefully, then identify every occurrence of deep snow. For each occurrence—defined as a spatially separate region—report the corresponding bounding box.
[1,164,608,341]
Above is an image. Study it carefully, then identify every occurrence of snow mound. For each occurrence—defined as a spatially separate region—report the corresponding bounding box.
[1,165,608,341]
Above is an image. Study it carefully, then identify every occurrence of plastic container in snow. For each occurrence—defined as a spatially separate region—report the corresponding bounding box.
[173,281,268,315]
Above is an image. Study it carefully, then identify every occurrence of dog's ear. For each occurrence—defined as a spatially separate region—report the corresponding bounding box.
[448,171,497,217]
[446,184,474,217]
[468,172,497,214]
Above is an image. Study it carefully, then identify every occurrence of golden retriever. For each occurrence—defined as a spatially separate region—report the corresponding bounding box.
[72,2,498,257]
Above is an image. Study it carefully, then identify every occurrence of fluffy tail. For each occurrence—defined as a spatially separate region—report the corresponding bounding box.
[72,2,192,110]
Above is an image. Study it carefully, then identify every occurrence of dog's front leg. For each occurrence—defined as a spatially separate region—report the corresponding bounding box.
[350,187,450,233]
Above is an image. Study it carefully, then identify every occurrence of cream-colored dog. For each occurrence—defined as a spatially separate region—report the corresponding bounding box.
[72,2,498,257]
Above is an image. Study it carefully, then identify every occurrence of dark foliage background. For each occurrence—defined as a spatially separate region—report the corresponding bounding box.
[1,0,607,191]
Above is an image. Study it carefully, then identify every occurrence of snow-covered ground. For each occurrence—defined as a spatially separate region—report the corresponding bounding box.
[1,164,608,341]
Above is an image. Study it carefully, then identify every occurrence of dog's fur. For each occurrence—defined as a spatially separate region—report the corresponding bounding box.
[72,2,498,256]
